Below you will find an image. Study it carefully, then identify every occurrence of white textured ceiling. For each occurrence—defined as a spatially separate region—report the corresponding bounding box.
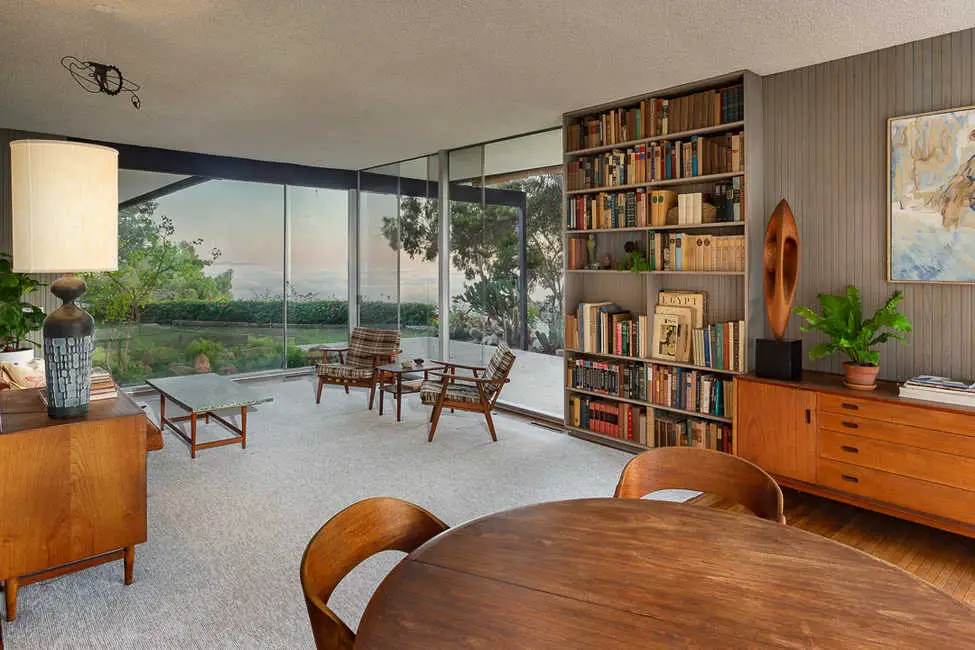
[1,1,973,170]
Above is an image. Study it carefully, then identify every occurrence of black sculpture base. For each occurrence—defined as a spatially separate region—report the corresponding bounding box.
[43,276,95,419]
[755,338,803,381]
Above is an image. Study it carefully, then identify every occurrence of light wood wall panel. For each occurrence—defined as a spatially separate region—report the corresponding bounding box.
[763,28,975,382]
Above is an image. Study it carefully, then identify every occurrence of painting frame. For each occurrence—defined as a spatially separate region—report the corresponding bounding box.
[887,104,975,285]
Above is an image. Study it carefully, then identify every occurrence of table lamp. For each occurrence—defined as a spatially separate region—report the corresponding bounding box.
[9,140,118,418]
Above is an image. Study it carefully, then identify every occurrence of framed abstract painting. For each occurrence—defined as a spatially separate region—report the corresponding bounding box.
[887,106,975,283]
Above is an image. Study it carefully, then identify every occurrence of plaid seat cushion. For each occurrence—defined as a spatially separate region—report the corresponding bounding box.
[316,363,374,380]
[420,380,482,405]
[347,327,400,368]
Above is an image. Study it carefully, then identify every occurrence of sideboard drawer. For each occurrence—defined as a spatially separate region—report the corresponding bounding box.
[818,393,973,434]
[820,429,975,492]
[818,411,975,459]
[819,459,975,526]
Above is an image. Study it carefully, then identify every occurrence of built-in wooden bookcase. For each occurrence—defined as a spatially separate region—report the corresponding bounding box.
[562,70,763,454]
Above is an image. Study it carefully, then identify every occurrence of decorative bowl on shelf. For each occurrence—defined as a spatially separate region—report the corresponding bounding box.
[413,358,424,366]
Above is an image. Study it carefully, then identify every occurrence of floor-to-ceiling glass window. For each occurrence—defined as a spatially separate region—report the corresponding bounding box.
[358,156,440,357]
[358,163,400,331]
[285,185,350,367]
[89,176,285,385]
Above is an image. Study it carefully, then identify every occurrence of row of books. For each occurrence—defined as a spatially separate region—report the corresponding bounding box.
[565,304,650,358]
[565,132,744,191]
[649,364,733,418]
[690,322,746,372]
[648,233,745,272]
[568,359,646,401]
[899,375,975,407]
[566,359,733,419]
[565,84,744,151]
[567,395,733,451]
[566,181,744,232]
[40,367,119,406]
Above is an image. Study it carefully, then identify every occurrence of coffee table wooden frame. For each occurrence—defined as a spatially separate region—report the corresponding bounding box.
[159,393,248,459]
[377,362,442,422]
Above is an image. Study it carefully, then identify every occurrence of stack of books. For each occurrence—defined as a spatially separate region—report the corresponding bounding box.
[40,367,118,406]
[899,376,975,407]
[90,367,119,401]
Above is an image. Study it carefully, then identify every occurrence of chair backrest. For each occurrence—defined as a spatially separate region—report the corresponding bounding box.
[346,327,401,369]
[484,343,516,394]
[300,497,448,650]
[614,447,785,523]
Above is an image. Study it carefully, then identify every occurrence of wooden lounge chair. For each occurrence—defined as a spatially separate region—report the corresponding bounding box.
[419,343,515,442]
[315,328,400,409]
[300,497,448,650]
[614,446,786,523]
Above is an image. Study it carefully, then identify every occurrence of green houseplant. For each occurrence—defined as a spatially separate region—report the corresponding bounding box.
[0,254,45,363]
[793,285,912,390]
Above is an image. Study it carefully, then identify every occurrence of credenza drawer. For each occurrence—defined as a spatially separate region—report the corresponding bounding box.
[818,411,975,459]
[818,393,974,434]
[820,429,975,491]
[819,459,975,526]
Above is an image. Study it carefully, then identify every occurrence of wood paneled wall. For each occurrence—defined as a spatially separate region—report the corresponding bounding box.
[763,28,975,382]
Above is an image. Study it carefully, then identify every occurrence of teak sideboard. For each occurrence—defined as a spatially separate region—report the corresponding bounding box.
[0,389,148,622]
[735,371,975,538]
[734,371,975,537]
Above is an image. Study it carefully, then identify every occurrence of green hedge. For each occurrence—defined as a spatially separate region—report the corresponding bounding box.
[138,300,435,327]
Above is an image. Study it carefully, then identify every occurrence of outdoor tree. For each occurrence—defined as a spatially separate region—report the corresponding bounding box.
[83,200,232,372]
[382,173,563,351]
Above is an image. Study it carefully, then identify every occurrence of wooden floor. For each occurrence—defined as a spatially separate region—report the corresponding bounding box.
[694,488,975,605]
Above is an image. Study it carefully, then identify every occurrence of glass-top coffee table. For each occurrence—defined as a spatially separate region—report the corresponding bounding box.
[377,361,443,422]
[146,374,273,458]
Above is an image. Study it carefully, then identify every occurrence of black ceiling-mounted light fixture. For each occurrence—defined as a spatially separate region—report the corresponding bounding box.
[61,55,142,109]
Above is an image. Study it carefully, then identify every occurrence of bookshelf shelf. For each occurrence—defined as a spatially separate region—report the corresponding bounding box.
[566,171,744,196]
[564,348,742,376]
[564,425,650,453]
[562,70,762,456]
[566,387,733,424]
[568,222,744,234]
[565,120,746,158]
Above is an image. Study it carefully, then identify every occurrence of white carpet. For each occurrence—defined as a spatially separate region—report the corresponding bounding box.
[4,376,636,649]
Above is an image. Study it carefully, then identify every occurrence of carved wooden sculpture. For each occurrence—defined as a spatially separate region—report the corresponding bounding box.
[763,199,800,339]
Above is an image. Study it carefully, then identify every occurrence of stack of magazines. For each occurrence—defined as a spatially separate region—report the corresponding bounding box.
[899,375,975,407]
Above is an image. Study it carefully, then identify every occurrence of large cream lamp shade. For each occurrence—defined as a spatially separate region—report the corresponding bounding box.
[10,140,118,273]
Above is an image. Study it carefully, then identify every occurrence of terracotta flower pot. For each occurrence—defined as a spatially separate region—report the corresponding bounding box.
[843,362,879,391]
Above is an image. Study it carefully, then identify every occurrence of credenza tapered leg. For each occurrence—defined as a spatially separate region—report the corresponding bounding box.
[124,546,135,585]
[4,578,17,621]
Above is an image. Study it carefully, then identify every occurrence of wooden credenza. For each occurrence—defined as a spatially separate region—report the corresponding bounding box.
[736,371,975,538]
[0,389,147,621]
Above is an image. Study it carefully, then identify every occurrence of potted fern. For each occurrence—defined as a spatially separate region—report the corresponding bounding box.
[0,254,45,365]
[793,285,912,390]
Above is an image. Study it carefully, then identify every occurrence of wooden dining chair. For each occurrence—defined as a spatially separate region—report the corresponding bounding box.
[614,447,786,523]
[300,497,448,650]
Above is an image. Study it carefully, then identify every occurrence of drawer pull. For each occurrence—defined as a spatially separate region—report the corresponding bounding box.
[840,445,859,454]
[841,421,859,429]
[805,409,812,424]
[841,402,859,411]
[841,474,860,483]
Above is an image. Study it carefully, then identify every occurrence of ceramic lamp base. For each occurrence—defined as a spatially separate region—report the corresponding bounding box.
[43,276,95,419]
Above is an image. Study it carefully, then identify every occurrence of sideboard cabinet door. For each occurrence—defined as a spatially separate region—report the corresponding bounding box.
[736,380,817,484]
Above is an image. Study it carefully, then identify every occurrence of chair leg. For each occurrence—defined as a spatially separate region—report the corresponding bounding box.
[316,378,324,404]
[368,382,376,410]
[483,408,498,442]
[429,404,444,442]
[344,385,350,394]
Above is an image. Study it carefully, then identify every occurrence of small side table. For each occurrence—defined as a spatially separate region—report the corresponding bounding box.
[377,362,442,422]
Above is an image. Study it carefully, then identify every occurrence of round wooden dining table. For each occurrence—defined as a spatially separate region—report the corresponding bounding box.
[355,498,975,648]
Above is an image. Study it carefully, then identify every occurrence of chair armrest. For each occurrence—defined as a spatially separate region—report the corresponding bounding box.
[430,359,487,372]
[429,371,506,386]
